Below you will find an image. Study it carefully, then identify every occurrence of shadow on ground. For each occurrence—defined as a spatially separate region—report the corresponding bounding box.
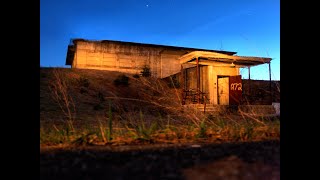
[40,140,280,180]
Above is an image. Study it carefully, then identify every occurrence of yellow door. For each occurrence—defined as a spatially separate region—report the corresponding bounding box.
[218,77,229,105]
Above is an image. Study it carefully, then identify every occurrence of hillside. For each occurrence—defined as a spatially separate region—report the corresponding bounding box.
[40,67,280,180]
[40,67,280,146]
[40,67,185,127]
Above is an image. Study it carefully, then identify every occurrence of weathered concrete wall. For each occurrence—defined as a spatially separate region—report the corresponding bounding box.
[208,65,240,105]
[71,41,271,106]
[160,50,185,78]
[72,41,189,78]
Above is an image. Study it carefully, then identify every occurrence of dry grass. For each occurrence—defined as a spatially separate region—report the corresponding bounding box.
[40,67,280,146]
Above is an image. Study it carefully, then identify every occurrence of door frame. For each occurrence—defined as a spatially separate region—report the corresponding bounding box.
[217,75,230,105]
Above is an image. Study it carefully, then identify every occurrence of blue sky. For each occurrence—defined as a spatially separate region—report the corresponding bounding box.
[40,0,280,80]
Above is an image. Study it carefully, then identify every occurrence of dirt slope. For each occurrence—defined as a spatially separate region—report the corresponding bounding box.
[40,67,181,127]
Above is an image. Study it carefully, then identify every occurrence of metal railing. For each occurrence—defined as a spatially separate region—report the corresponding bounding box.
[182,89,209,113]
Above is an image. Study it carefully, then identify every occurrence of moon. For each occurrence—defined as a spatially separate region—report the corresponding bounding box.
[146,4,149,7]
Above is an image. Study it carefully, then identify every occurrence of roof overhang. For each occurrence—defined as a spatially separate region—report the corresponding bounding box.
[179,51,272,67]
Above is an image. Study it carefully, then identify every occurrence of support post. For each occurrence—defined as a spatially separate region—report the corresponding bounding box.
[248,66,251,96]
[269,62,272,105]
[196,57,200,103]
[181,64,185,105]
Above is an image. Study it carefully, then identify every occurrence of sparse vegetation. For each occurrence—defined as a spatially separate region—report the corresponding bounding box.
[196,119,207,138]
[107,101,113,142]
[41,68,279,146]
[78,76,90,88]
[133,74,140,78]
[168,74,180,88]
[140,65,151,77]
[48,68,76,132]
[72,132,98,146]
[113,74,129,86]
[40,68,280,180]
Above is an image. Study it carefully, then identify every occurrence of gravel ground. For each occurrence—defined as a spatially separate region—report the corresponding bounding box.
[40,140,280,180]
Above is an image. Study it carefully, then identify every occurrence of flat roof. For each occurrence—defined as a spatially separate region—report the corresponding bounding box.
[66,39,240,65]
[72,38,237,55]
[179,51,272,67]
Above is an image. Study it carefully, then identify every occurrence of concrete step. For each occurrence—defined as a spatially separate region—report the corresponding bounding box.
[184,104,226,113]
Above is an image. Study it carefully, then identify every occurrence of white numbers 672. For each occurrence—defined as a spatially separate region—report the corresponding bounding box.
[230,83,242,91]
